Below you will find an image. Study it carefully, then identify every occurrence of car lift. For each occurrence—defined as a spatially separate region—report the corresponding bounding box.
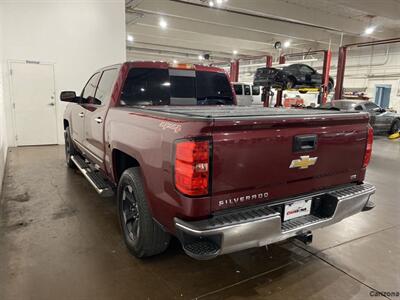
[273,50,332,107]
[334,37,400,100]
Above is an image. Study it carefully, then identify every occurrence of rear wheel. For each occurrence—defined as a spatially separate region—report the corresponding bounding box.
[117,167,170,258]
[64,126,77,169]
[328,80,334,93]
[286,77,296,90]
[389,119,400,134]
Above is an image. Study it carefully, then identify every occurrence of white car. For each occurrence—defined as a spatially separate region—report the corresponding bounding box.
[232,82,261,106]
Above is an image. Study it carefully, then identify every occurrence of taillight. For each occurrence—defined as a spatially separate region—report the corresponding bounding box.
[363,125,374,168]
[174,139,210,196]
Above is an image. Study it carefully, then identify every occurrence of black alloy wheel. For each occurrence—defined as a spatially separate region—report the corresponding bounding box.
[121,184,140,241]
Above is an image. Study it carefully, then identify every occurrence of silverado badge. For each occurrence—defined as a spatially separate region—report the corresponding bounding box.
[290,155,318,169]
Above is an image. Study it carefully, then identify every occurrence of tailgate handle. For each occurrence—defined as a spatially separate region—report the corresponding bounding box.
[294,135,317,152]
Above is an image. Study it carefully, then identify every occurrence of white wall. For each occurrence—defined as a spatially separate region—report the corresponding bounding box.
[0,4,8,195]
[1,0,126,148]
[341,45,400,112]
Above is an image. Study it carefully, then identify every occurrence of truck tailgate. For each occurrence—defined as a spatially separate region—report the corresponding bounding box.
[211,113,370,211]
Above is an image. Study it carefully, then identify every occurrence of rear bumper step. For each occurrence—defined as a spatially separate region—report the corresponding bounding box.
[175,183,375,260]
[71,155,114,197]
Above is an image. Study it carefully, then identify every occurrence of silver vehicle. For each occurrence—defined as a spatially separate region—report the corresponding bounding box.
[320,100,400,135]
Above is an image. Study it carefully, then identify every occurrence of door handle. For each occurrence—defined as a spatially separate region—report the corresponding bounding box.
[95,117,103,124]
[79,112,84,118]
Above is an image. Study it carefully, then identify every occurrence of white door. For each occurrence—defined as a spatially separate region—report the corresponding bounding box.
[10,62,58,146]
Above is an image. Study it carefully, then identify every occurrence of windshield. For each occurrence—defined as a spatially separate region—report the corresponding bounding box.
[121,68,234,106]
[332,101,358,110]
[364,102,381,111]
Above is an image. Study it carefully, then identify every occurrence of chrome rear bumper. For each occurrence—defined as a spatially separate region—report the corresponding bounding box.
[175,183,376,260]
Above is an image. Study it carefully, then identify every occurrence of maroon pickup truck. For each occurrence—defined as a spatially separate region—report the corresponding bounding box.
[61,61,376,260]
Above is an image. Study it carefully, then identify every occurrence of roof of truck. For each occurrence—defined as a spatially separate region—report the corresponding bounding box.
[94,61,228,81]
[121,61,227,73]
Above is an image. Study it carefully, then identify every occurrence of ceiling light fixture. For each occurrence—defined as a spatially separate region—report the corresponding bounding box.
[173,59,178,64]
[209,1,214,7]
[365,26,375,35]
[159,18,167,29]
[127,34,134,42]
[216,0,223,5]
[233,50,238,55]
[283,41,291,48]
[198,55,204,60]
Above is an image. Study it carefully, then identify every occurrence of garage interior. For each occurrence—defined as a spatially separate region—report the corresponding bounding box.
[1,1,400,299]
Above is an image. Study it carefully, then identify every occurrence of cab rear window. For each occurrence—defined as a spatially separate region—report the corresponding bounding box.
[121,68,233,106]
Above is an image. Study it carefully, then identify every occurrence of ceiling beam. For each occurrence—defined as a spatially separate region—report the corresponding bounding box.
[221,0,399,39]
[130,0,347,45]
[127,25,269,56]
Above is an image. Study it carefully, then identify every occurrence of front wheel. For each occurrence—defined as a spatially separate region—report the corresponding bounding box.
[389,119,400,134]
[117,167,170,258]
[64,126,77,168]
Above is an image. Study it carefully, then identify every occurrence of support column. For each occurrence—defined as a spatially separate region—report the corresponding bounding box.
[275,55,285,107]
[335,46,347,100]
[263,55,273,107]
[320,49,332,104]
[229,59,239,82]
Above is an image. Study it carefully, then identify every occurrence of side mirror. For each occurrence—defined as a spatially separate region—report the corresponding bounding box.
[60,91,78,102]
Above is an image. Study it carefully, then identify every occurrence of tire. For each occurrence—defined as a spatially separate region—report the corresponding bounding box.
[64,126,77,169]
[389,119,400,134]
[117,167,170,258]
[286,77,296,90]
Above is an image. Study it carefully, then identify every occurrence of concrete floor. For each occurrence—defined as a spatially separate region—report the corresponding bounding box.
[0,137,399,300]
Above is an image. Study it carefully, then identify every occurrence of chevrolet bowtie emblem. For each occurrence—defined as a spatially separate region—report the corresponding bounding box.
[290,155,318,169]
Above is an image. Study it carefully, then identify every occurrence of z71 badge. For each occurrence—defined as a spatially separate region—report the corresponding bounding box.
[290,155,318,169]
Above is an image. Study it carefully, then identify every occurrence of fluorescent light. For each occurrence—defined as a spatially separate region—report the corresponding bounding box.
[365,26,375,35]
[209,1,214,7]
[127,34,134,42]
[233,50,238,55]
[283,41,291,48]
[198,55,204,60]
[159,18,167,29]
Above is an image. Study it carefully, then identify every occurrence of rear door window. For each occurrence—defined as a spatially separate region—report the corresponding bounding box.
[233,84,243,95]
[244,85,251,95]
[252,85,260,95]
[300,65,314,74]
[94,68,118,106]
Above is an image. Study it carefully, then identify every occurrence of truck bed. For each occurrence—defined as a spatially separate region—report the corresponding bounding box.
[134,105,359,119]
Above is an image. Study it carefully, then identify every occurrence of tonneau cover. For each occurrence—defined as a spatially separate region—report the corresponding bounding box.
[136,105,359,119]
